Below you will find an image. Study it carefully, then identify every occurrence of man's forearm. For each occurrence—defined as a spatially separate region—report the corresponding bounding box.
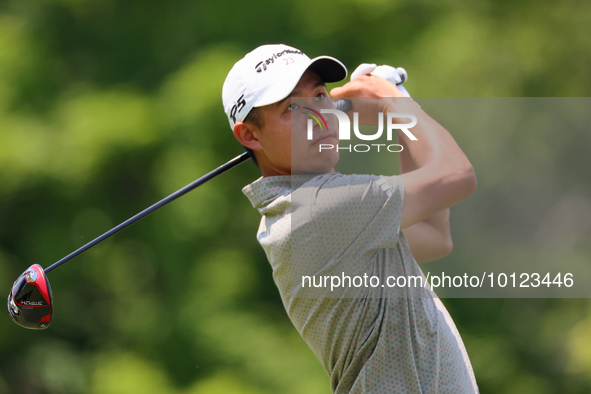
[402,208,452,262]
[397,119,453,261]
[397,127,417,174]
[397,126,451,225]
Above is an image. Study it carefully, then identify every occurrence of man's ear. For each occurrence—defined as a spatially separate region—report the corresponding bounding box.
[233,121,263,151]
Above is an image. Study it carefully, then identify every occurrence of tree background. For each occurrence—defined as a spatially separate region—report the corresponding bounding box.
[1,0,591,393]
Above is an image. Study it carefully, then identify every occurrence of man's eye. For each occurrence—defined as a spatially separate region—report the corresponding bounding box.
[315,93,325,101]
[288,103,299,111]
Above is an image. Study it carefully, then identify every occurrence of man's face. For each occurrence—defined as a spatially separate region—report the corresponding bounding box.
[252,69,340,175]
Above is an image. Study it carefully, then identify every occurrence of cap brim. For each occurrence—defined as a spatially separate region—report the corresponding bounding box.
[254,56,347,107]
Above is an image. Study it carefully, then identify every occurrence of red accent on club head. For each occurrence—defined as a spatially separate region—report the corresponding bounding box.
[30,264,51,305]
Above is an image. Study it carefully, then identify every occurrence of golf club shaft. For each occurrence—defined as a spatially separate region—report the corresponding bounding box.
[44,152,251,274]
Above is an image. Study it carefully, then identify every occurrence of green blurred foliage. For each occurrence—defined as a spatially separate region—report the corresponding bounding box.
[1,0,590,393]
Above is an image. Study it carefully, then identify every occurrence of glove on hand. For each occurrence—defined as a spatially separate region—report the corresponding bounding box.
[350,63,411,97]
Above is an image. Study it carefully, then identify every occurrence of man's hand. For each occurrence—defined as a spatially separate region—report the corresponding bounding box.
[331,73,407,99]
[330,74,408,124]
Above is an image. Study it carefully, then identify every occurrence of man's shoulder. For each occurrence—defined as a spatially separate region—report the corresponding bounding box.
[296,172,390,189]
[242,172,402,210]
[241,173,338,205]
[293,173,404,219]
[298,173,402,196]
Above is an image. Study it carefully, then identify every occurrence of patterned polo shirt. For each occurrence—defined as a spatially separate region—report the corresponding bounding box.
[242,172,479,394]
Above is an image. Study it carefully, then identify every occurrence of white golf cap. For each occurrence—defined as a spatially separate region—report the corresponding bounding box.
[222,44,347,130]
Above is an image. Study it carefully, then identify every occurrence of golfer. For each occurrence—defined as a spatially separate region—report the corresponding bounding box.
[222,44,479,394]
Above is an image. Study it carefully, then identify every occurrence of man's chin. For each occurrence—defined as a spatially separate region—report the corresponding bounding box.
[292,161,339,175]
[291,168,335,176]
[290,150,339,175]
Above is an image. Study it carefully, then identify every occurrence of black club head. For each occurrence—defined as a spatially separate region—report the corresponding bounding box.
[7,264,53,330]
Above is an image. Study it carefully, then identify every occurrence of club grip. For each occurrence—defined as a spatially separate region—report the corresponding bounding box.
[335,99,352,111]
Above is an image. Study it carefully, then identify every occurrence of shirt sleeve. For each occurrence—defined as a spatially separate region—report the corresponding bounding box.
[309,173,406,252]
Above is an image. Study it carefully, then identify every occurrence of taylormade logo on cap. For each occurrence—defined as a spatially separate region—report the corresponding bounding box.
[222,44,347,130]
[254,48,305,73]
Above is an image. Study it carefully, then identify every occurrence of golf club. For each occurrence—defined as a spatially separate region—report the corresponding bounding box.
[7,67,409,330]
[7,152,251,330]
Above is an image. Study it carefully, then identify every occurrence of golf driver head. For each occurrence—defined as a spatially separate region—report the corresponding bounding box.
[7,264,53,330]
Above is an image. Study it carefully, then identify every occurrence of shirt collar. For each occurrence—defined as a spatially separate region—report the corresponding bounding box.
[242,174,323,209]
[242,176,291,209]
